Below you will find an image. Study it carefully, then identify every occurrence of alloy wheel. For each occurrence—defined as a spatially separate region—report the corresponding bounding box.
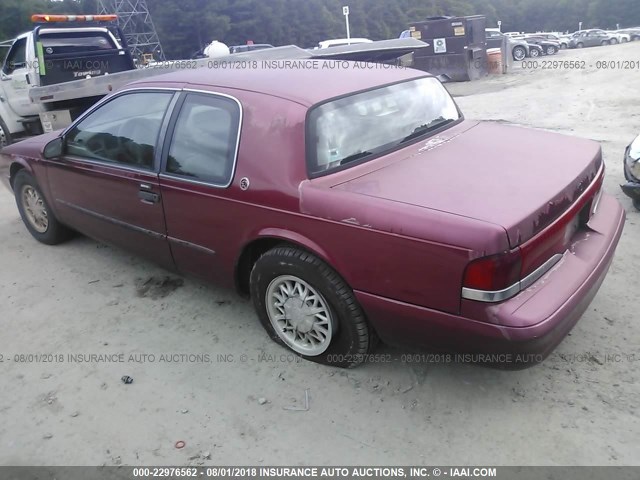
[513,47,526,61]
[266,275,334,356]
[21,185,49,233]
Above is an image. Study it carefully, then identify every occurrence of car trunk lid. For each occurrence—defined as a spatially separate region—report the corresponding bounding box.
[331,121,603,249]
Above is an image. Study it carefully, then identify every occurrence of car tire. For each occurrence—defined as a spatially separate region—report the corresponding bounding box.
[529,48,541,57]
[621,38,628,43]
[576,42,584,48]
[601,40,610,46]
[512,46,526,61]
[546,46,557,55]
[13,170,73,245]
[560,43,567,49]
[250,245,375,368]
[0,116,12,148]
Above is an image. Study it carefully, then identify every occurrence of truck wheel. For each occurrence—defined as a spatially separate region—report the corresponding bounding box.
[250,246,375,368]
[0,117,12,147]
[14,170,73,245]
[512,46,526,61]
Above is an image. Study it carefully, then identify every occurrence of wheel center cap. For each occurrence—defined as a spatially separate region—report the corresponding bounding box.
[283,297,314,333]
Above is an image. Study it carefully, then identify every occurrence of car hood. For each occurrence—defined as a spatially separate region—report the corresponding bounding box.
[328,121,602,248]
[1,130,62,158]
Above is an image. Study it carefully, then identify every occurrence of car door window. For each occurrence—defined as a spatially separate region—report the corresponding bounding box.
[3,38,26,74]
[165,93,241,186]
[65,92,173,169]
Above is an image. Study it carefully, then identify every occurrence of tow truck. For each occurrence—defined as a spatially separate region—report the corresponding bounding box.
[0,14,140,146]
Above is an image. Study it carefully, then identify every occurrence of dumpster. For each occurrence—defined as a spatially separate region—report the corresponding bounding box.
[407,15,488,82]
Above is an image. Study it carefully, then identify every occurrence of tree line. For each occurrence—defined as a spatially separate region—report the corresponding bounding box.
[1,0,638,59]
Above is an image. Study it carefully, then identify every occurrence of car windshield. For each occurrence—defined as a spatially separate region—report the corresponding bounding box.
[307,76,460,175]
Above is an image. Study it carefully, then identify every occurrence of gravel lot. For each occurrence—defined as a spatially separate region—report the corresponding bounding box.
[1,43,639,466]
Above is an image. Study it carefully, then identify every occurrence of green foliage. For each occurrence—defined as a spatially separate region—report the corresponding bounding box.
[0,0,638,58]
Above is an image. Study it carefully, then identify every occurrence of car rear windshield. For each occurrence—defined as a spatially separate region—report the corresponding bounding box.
[40,31,117,55]
[306,77,460,176]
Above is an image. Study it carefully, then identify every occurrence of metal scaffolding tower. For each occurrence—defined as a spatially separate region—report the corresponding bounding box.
[97,0,166,61]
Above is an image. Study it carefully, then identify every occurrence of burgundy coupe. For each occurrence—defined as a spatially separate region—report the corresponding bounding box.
[0,64,625,367]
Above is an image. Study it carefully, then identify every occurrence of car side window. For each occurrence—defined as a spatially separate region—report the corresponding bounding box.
[3,38,27,75]
[165,93,241,186]
[65,92,173,169]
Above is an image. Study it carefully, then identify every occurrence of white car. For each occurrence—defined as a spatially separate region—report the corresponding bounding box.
[315,38,373,49]
[608,31,631,44]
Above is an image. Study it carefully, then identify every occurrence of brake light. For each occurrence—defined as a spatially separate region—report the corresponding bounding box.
[463,250,522,292]
[31,14,118,23]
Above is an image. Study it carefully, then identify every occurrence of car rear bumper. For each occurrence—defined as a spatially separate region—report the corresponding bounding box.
[356,193,625,367]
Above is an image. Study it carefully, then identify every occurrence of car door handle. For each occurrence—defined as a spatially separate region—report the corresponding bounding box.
[138,189,160,204]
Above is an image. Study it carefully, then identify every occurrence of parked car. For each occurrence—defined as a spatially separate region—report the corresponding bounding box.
[607,31,630,44]
[523,35,560,55]
[0,65,625,368]
[485,29,541,60]
[569,30,615,48]
[558,31,584,49]
[621,134,640,211]
[315,38,372,49]
[229,43,274,54]
[619,28,640,41]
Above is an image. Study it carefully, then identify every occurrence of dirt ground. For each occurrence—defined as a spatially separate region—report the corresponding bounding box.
[1,43,639,467]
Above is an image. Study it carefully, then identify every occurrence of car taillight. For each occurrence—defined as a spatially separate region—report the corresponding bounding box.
[463,165,604,303]
[463,249,522,292]
[462,246,563,303]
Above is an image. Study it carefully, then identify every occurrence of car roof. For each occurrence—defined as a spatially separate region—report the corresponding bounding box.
[131,60,429,107]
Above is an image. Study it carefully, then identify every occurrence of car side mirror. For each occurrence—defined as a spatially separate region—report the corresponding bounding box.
[43,137,64,159]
